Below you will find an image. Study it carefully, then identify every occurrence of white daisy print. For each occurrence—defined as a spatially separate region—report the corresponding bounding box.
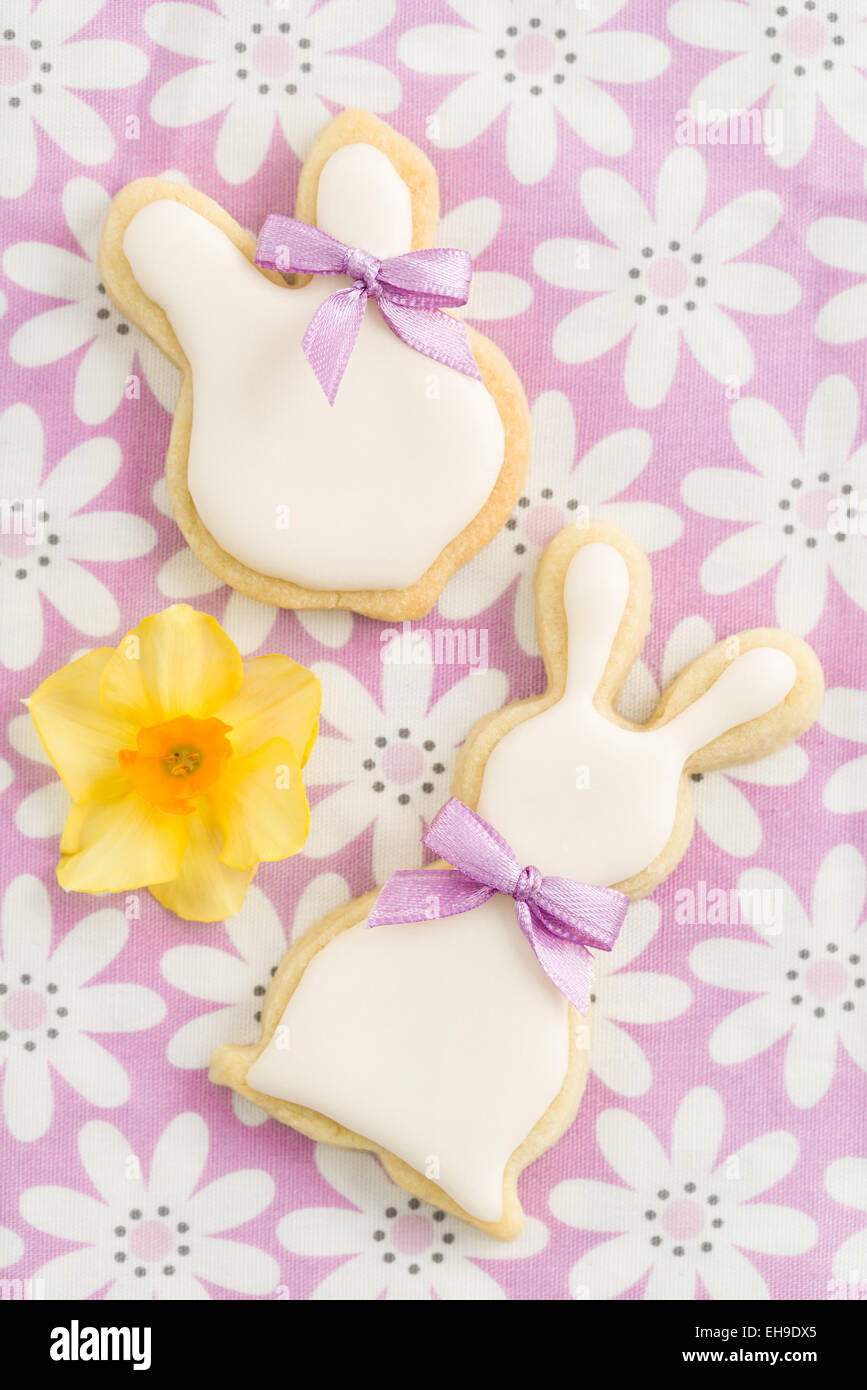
[7,708,68,839]
[551,1087,816,1300]
[20,1113,279,1299]
[438,198,533,321]
[145,0,400,184]
[438,391,682,654]
[589,900,692,1097]
[161,876,348,1127]
[669,0,867,169]
[293,607,354,650]
[398,0,669,184]
[0,1226,22,1268]
[303,642,508,882]
[825,1157,867,1288]
[279,1144,548,1299]
[690,845,867,1109]
[533,147,800,409]
[151,478,279,656]
[0,0,148,200]
[682,375,867,635]
[619,615,809,857]
[808,212,867,345]
[0,874,165,1143]
[0,404,156,669]
[819,687,867,813]
[3,177,179,424]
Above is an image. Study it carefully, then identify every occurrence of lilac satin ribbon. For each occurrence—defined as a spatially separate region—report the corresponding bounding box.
[367,798,629,1013]
[255,215,481,404]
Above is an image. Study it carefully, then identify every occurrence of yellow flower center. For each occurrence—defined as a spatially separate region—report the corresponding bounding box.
[119,715,232,814]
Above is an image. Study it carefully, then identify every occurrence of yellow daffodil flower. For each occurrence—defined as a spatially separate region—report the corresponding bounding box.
[27,605,320,922]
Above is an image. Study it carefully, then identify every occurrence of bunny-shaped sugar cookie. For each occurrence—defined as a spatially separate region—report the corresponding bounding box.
[98,111,529,620]
[210,522,822,1239]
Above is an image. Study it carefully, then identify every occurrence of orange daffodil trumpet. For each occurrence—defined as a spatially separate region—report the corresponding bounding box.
[27,606,320,922]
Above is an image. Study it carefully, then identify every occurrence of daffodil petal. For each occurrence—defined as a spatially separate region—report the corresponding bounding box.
[150,803,254,922]
[219,655,320,765]
[58,774,127,854]
[60,803,86,856]
[57,792,188,894]
[211,737,309,871]
[28,649,133,800]
[100,606,243,726]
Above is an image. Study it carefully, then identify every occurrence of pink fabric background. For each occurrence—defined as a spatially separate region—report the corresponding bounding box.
[1,0,865,1299]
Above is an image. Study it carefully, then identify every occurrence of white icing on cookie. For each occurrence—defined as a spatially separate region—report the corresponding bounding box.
[122,144,505,593]
[247,542,798,1222]
[478,545,798,887]
[248,896,568,1224]
[316,143,412,259]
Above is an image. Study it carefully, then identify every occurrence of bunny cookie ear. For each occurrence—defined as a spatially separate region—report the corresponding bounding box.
[99,179,280,374]
[530,524,823,769]
[295,109,439,254]
[314,145,413,260]
[652,629,824,774]
[533,521,653,710]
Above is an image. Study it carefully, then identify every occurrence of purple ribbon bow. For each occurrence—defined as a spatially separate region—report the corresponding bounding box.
[255,216,481,404]
[367,798,629,1013]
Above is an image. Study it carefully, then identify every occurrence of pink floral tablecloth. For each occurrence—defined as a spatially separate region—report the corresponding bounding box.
[1,0,866,1301]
